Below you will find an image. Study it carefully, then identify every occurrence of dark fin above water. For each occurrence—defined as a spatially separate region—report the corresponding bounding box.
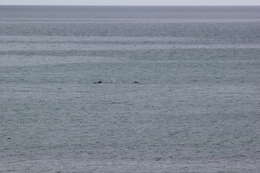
[93,80,103,84]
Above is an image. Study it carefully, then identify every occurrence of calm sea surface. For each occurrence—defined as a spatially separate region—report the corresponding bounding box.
[0,6,259,173]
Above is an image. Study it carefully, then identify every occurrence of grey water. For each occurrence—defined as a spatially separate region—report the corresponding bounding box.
[0,6,260,173]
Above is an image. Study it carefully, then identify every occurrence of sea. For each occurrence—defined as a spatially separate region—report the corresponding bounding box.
[0,6,259,173]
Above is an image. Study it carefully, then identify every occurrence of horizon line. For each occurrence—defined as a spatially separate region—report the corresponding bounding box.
[1,4,260,7]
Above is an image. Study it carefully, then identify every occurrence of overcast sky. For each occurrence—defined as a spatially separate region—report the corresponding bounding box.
[1,0,259,5]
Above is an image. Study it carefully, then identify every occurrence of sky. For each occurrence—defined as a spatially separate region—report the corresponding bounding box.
[0,0,259,6]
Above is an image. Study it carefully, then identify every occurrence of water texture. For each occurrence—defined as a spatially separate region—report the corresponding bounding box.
[0,6,259,173]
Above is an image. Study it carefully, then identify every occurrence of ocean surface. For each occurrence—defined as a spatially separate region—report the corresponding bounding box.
[0,6,259,173]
